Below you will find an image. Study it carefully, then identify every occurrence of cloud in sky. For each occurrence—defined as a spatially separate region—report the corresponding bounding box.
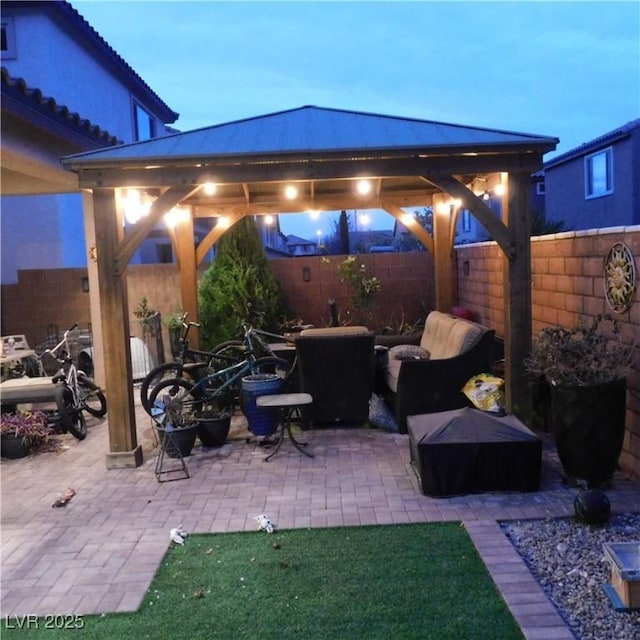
[74,0,639,236]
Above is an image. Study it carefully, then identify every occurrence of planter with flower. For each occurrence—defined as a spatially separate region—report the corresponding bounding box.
[525,314,635,487]
[1,410,53,459]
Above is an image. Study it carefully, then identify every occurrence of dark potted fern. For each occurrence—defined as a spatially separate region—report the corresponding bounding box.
[525,314,635,487]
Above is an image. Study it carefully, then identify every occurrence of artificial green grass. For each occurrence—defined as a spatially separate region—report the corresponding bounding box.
[2,522,523,639]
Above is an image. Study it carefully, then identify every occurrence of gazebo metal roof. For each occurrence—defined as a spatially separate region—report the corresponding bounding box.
[64,105,557,165]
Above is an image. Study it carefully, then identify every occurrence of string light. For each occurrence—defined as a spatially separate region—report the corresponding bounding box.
[284,185,298,200]
[202,182,217,195]
[356,179,372,196]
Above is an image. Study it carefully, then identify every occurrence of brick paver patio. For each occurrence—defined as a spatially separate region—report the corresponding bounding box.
[2,394,639,639]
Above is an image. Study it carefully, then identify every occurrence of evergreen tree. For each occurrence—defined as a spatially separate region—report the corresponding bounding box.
[198,216,289,349]
[338,210,350,254]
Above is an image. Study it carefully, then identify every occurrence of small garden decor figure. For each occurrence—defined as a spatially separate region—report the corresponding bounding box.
[255,514,275,533]
[170,525,187,545]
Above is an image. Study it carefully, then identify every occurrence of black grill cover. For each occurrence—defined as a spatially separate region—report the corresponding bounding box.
[408,408,541,497]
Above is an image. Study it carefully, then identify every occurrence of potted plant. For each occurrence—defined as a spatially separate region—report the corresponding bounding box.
[194,396,233,448]
[151,386,198,458]
[133,296,159,342]
[1,410,53,459]
[525,313,635,487]
[163,310,185,359]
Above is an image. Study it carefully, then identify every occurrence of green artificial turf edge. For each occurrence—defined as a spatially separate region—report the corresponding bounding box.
[2,522,523,640]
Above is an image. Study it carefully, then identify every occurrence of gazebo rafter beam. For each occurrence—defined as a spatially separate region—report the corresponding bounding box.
[196,210,247,265]
[379,200,434,254]
[115,185,198,274]
[421,174,517,260]
[73,152,544,190]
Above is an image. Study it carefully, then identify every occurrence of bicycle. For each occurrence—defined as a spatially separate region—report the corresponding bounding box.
[146,324,292,424]
[139,314,250,414]
[37,324,108,439]
[139,317,291,415]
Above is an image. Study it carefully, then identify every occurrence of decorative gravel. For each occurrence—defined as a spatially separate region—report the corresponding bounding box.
[501,513,640,640]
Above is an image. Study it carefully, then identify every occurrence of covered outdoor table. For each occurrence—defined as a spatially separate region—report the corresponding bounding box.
[408,407,541,497]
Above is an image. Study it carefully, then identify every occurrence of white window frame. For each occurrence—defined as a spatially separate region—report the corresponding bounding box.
[584,147,613,199]
[536,181,546,195]
[1,16,17,59]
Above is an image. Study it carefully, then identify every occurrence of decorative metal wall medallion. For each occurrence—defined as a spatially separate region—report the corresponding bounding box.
[604,242,636,313]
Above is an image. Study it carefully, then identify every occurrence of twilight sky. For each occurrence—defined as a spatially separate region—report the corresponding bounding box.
[73,0,640,237]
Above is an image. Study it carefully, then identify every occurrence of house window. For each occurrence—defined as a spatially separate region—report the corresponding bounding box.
[1,16,16,59]
[585,147,613,199]
[536,181,546,195]
[461,209,471,232]
[156,243,173,263]
[134,103,155,141]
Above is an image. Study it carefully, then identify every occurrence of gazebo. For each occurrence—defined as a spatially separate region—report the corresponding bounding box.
[61,106,558,468]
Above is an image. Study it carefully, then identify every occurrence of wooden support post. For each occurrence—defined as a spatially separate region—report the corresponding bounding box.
[433,203,455,313]
[502,172,533,424]
[92,188,142,468]
[175,210,199,349]
[81,191,105,387]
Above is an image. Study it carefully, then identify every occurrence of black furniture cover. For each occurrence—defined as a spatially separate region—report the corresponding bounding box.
[408,407,541,497]
[295,333,375,426]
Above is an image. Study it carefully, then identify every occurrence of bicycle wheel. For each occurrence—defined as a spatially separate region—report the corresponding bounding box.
[140,361,209,415]
[252,356,292,388]
[209,340,248,366]
[53,383,87,440]
[77,373,107,417]
[148,378,201,427]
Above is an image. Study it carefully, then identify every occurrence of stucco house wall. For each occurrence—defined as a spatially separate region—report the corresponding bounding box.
[543,120,640,231]
[1,1,178,285]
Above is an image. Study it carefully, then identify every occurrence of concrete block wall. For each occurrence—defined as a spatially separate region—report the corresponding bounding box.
[2,235,637,477]
[456,227,640,479]
[270,252,434,330]
[1,268,92,347]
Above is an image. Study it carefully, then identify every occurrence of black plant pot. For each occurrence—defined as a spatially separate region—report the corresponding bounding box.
[156,425,197,459]
[1,433,30,459]
[529,376,551,432]
[196,414,231,448]
[549,378,626,487]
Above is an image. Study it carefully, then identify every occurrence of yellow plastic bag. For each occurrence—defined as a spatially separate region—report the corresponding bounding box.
[463,374,505,414]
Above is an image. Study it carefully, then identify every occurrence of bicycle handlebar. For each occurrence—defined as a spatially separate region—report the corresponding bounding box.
[39,323,79,360]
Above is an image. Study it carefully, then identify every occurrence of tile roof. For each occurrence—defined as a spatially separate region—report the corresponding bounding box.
[1,66,121,146]
[7,1,178,124]
[544,119,640,169]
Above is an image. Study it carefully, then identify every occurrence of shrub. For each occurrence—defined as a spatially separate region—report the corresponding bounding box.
[198,217,289,349]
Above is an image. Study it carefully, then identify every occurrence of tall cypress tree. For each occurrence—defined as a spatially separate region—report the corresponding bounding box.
[198,216,289,349]
[338,210,350,254]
